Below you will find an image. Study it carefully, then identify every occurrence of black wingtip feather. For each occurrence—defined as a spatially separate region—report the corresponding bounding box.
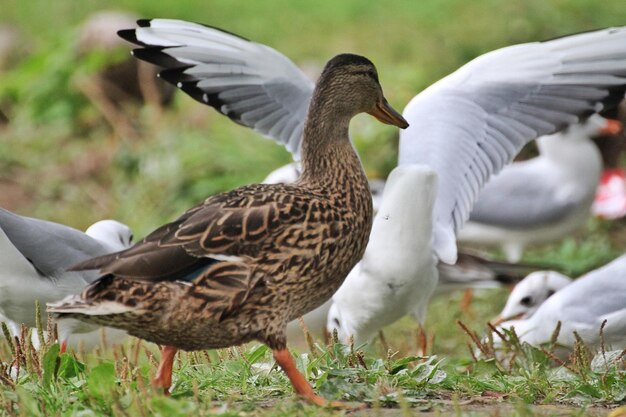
[117,29,140,45]
[132,47,187,68]
[159,67,199,84]
[175,81,247,127]
[137,19,152,27]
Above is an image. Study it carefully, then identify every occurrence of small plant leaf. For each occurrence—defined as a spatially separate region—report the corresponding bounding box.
[42,343,60,387]
[87,362,116,398]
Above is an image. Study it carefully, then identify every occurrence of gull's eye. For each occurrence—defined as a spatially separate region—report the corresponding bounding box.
[520,296,533,307]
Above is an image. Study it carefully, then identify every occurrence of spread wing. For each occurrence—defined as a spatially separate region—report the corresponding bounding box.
[118,19,314,159]
[399,27,626,263]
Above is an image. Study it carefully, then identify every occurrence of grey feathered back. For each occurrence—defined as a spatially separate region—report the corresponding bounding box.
[0,208,109,279]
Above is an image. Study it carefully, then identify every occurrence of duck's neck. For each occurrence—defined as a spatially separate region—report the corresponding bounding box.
[298,92,367,188]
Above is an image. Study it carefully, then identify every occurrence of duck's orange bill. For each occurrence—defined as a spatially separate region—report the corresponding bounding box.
[600,119,623,136]
[368,98,409,129]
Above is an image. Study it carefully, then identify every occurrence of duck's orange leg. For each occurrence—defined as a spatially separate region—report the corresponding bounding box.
[60,340,68,354]
[273,348,359,408]
[152,345,177,394]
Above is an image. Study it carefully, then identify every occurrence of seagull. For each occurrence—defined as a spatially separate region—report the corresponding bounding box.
[493,270,572,324]
[495,254,626,353]
[0,208,131,351]
[110,20,626,343]
[458,115,622,262]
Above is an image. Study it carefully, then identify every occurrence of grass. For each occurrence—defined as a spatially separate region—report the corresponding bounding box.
[2,0,626,415]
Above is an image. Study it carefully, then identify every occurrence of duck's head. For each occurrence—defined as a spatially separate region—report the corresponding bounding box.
[313,53,408,129]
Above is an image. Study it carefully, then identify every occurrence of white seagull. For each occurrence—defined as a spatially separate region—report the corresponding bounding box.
[495,254,626,352]
[495,270,572,323]
[118,20,626,343]
[0,209,131,351]
[458,115,622,262]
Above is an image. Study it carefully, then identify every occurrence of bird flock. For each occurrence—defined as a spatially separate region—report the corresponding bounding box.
[1,15,626,407]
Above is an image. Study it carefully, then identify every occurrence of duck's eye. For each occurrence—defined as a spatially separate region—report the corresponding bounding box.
[546,290,555,298]
[354,69,377,80]
[333,317,340,327]
[520,296,533,307]
[129,234,134,244]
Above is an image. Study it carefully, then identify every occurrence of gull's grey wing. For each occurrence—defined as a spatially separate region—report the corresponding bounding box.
[468,163,584,228]
[399,27,626,263]
[119,19,314,159]
[436,250,538,292]
[0,208,109,278]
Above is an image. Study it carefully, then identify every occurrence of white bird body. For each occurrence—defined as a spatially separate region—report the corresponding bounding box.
[498,255,626,351]
[0,211,131,348]
[328,165,438,343]
[458,116,607,261]
[119,20,626,343]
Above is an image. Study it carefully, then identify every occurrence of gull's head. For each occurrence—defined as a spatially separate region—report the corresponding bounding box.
[550,114,623,146]
[326,302,354,343]
[495,270,572,323]
[85,220,134,251]
[580,114,623,138]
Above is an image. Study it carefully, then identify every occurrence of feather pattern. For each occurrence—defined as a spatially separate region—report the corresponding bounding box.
[400,28,626,262]
[118,19,314,158]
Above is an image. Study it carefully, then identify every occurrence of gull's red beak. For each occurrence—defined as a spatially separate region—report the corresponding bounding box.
[600,119,623,136]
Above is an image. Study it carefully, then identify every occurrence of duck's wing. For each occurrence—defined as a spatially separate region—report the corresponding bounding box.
[0,208,109,279]
[467,163,585,228]
[119,19,314,159]
[70,183,329,284]
[400,27,626,264]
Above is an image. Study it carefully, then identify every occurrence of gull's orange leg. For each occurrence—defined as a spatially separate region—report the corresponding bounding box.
[460,288,474,314]
[152,345,178,394]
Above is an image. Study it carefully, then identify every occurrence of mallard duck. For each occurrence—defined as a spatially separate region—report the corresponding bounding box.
[112,20,626,344]
[0,208,132,350]
[262,162,386,213]
[48,49,408,406]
